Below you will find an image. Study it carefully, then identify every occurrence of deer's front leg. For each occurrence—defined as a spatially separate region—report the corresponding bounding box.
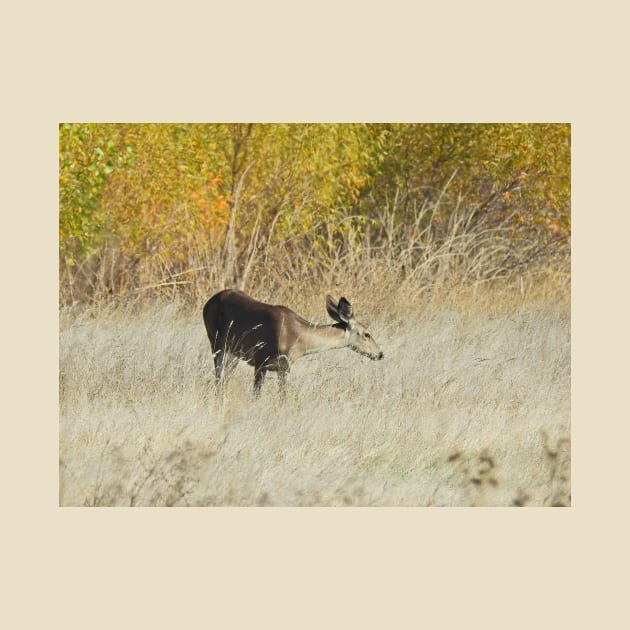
[277,355,290,398]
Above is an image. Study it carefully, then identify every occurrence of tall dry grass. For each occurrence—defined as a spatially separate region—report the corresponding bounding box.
[60,192,569,314]
[59,278,570,507]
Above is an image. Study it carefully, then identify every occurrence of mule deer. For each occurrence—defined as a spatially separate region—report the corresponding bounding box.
[203,289,383,395]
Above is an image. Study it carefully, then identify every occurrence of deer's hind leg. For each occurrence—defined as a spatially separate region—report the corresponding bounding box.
[211,331,237,390]
[213,347,227,387]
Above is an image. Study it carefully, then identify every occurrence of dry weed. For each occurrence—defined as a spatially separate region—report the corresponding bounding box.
[59,283,570,506]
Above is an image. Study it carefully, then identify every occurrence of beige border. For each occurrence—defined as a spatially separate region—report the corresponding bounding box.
[5,2,628,628]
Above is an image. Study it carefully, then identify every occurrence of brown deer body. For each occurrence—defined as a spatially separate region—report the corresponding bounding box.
[203,289,383,394]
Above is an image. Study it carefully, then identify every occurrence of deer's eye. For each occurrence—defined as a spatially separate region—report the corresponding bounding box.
[364,332,371,340]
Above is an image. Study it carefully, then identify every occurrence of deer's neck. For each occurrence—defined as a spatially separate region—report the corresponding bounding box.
[293,324,348,359]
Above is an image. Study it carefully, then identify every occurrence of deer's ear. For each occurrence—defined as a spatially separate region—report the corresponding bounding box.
[326,295,342,323]
[338,297,353,323]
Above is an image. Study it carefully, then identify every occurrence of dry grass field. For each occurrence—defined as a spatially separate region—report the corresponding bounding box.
[59,283,570,507]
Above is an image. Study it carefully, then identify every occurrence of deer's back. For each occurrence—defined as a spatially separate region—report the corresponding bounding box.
[205,289,305,359]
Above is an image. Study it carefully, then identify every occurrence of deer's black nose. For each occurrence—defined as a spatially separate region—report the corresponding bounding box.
[377,352,384,360]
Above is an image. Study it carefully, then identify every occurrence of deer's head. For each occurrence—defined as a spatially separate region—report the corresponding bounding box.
[326,295,384,360]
